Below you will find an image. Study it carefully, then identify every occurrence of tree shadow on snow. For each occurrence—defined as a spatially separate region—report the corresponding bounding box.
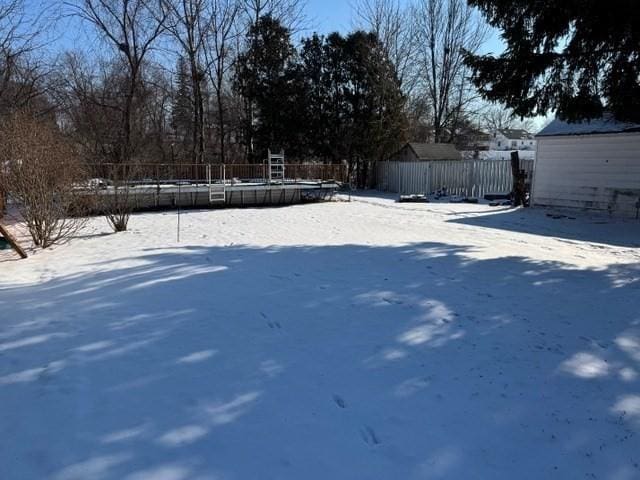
[0,242,639,479]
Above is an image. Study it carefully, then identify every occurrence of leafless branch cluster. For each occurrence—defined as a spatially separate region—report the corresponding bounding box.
[98,162,139,232]
[353,0,490,144]
[0,113,89,248]
[481,105,536,133]
[67,0,171,163]
[0,0,57,117]
[240,0,306,34]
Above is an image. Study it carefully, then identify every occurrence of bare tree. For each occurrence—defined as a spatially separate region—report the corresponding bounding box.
[69,0,170,163]
[164,0,208,164]
[352,0,418,95]
[53,53,122,161]
[241,0,306,33]
[482,105,535,133]
[142,63,173,162]
[0,0,55,115]
[413,0,487,143]
[203,0,240,164]
[1,113,88,248]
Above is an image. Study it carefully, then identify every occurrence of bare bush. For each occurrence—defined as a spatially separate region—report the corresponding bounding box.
[0,113,89,248]
[98,163,138,232]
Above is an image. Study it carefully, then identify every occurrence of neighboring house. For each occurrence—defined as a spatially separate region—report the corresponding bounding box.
[472,133,492,151]
[459,129,535,160]
[532,115,640,217]
[491,129,536,151]
[456,129,492,152]
[391,143,462,162]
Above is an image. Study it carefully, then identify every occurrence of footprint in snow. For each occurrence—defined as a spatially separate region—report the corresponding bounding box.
[360,425,380,446]
[268,321,282,329]
[332,394,346,409]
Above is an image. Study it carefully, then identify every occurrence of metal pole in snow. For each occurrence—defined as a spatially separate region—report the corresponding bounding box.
[171,143,180,243]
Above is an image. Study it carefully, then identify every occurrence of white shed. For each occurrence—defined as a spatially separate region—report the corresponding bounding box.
[532,115,640,217]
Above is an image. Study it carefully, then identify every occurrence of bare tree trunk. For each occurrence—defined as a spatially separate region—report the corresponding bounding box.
[72,0,168,230]
[216,79,226,163]
[73,0,169,164]
[413,0,487,143]
[203,0,241,164]
[165,0,210,164]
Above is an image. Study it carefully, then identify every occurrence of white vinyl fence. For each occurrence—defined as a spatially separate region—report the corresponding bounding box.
[376,159,535,198]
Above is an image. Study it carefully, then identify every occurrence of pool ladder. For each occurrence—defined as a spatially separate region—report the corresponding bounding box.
[207,164,226,204]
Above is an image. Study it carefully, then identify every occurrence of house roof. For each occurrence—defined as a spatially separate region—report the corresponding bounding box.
[536,114,640,137]
[499,129,533,140]
[406,142,461,161]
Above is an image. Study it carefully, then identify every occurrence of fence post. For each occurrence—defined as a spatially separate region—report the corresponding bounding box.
[155,164,160,207]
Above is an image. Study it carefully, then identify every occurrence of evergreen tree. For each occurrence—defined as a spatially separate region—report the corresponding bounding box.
[465,0,640,122]
[236,15,297,161]
[297,31,406,186]
[171,56,195,158]
[235,15,407,184]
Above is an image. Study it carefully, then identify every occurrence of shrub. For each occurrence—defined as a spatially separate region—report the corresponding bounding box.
[0,114,89,248]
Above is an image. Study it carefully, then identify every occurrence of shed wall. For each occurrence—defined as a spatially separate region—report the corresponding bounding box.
[532,133,640,217]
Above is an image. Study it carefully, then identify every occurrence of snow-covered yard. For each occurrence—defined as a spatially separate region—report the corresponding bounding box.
[2,194,640,480]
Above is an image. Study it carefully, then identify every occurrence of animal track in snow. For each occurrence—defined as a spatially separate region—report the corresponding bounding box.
[360,425,380,445]
[332,394,346,409]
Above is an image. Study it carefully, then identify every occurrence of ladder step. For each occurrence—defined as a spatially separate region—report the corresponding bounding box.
[209,184,226,203]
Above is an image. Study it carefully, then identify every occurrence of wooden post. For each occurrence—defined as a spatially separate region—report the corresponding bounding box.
[0,222,27,259]
[510,151,526,207]
[0,186,5,217]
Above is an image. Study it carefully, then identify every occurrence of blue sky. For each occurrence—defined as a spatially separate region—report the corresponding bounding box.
[34,0,504,55]
[306,0,354,34]
[305,0,504,53]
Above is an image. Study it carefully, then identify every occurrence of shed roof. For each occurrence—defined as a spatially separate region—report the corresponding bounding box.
[406,142,461,161]
[537,114,640,137]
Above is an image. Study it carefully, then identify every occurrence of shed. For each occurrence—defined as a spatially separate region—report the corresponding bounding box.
[532,115,640,217]
[391,143,461,162]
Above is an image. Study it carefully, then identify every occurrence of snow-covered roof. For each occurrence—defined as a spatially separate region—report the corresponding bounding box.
[537,114,640,137]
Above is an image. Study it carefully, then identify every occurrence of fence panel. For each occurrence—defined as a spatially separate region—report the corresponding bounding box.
[88,163,347,185]
[376,159,536,198]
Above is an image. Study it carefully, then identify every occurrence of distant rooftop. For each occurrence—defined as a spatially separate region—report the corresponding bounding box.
[537,114,640,137]
[407,142,461,161]
[499,129,533,140]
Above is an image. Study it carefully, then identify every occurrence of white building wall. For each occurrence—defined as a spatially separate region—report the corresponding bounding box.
[490,133,536,151]
[532,132,640,217]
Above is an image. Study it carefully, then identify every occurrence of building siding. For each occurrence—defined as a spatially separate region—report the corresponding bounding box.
[532,133,640,216]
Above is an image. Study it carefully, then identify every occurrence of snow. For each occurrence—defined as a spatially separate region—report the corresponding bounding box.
[2,194,640,479]
[537,114,640,137]
[461,149,536,161]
